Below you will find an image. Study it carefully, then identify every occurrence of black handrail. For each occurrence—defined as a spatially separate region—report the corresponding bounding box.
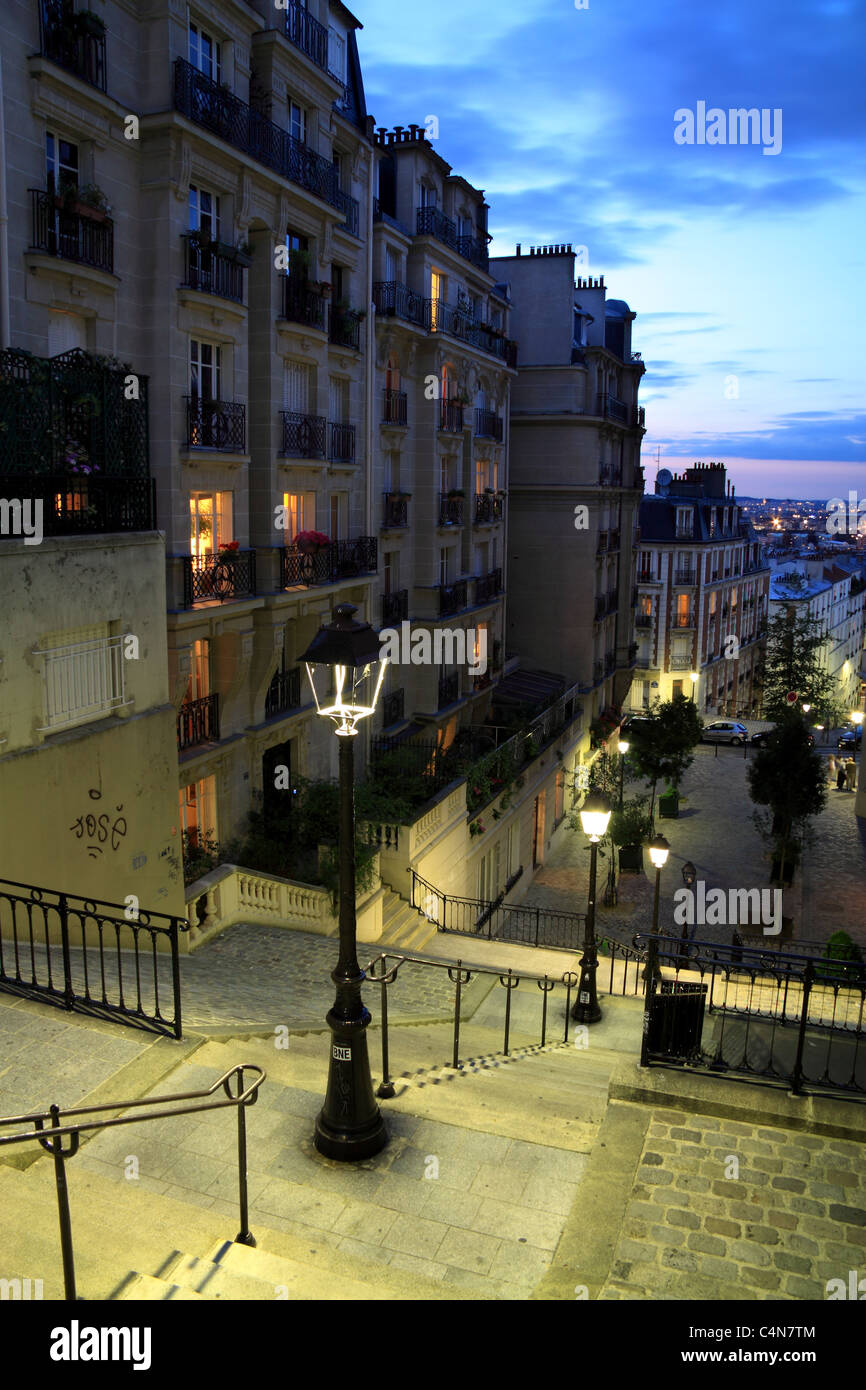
[0,1063,266,1300]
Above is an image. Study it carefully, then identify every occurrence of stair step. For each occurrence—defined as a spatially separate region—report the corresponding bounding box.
[116,1272,204,1301]
[159,1250,286,1301]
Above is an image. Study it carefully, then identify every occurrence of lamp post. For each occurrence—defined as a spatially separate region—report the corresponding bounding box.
[680,860,697,964]
[571,790,612,1025]
[851,711,865,818]
[689,671,699,704]
[643,834,670,981]
[299,603,388,1162]
[617,738,629,811]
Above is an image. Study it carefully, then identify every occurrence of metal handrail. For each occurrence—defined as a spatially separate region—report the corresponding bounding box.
[0,1062,266,1301]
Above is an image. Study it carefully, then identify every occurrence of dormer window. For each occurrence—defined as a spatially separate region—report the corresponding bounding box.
[676,506,694,539]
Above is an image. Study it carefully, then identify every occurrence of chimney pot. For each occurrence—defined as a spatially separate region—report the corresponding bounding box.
[516,243,521,255]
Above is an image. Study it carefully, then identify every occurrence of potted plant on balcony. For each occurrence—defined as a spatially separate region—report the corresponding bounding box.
[61,183,112,221]
[295,529,330,555]
[74,9,106,38]
[446,488,465,498]
[218,540,240,553]
[318,281,332,298]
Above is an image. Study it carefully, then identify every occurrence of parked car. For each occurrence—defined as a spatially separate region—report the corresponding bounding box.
[837,727,863,752]
[702,720,748,746]
[751,728,814,748]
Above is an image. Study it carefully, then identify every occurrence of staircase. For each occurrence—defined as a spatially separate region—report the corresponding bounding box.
[377,886,438,952]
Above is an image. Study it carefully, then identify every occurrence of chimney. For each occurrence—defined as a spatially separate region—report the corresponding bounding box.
[516,243,521,256]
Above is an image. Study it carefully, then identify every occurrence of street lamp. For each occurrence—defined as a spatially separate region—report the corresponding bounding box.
[571,790,612,1024]
[643,834,670,981]
[679,860,697,963]
[617,738,629,810]
[299,603,388,1161]
[689,671,699,703]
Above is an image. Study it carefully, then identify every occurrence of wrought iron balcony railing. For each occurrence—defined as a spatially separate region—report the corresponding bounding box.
[474,568,503,605]
[381,589,409,625]
[438,672,460,708]
[669,655,695,670]
[329,306,363,350]
[382,388,408,425]
[185,397,246,452]
[635,614,653,628]
[439,494,464,526]
[181,235,245,302]
[382,688,405,727]
[280,410,326,458]
[416,207,489,272]
[382,493,409,528]
[283,0,328,66]
[0,474,155,536]
[333,187,360,237]
[474,493,504,525]
[177,693,220,751]
[671,613,696,629]
[439,401,465,433]
[29,189,113,273]
[372,280,429,328]
[280,536,377,588]
[182,549,256,607]
[674,569,697,586]
[474,408,503,441]
[281,277,326,330]
[371,282,515,362]
[265,665,302,719]
[330,422,356,463]
[39,0,107,91]
[439,579,468,617]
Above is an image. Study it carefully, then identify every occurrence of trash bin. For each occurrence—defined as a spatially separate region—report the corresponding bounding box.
[658,791,679,818]
[646,981,707,1057]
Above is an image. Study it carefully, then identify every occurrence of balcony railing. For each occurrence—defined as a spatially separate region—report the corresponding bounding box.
[475,569,502,605]
[177,693,220,751]
[280,536,377,588]
[333,187,360,237]
[185,397,246,452]
[474,408,503,441]
[280,410,326,459]
[416,207,489,272]
[635,614,653,628]
[372,280,428,327]
[596,393,628,423]
[182,549,256,607]
[438,672,460,708]
[174,59,343,212]
[265,665,302,719]
[439,494,464,526]
[598,466,623,487]
[382,688,405,727]
[283,0,329,68]
[329,306,363,350]
[181,235,245,303]
[382,389,408,425]
[29,189,113,273]
[371,282,516,362]
[381,589,409,625]
[439,401,465,433]
[671,613,696,629]
[474,493,504,525]
[674,570,696,586]
[669,655,695,671]
[39,0,107,91]
[439,579,468,617]
[382,493,409,528]
[330,422,356,463]
[281,277,326,330]
[0,474,155,536]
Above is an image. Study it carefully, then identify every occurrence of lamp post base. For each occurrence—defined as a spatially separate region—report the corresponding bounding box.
[314,1010,388,1163]
[570,959,602,1024]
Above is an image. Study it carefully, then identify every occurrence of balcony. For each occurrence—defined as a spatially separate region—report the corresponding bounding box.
[438,672,460,709]
[598,466,623,487]
[381,589,409,625]
[474,408,503,441]
[282,0,329,68]
[382,492,409,528]
[676,528,694,541]
[183,549,256,607]
[330,422,356,463]
[372,280,428,328]
[474,492,504,525]
[333,188,360,237]
[674,569,696,586]
[439,579,468,617]
[173,59,343,212]
[39,0,106,91]
[184,235,250,306]
[596,393,628,423]
[475,569,502,605]
[265,665,303,720]
[382,688,405,728]
[635,614,653,628]
[382,389,408,426]
[328,306,363,350]
[0,474,155,537]
[671,613,696,630]
[439,494,464,527]
[439,401,465,433]
[280,410,326,459]
[281,277,326,331]
[637,570,655,585]
[185,397,246,452]
[29,189,113,273]
[280,535,377,588]
[669,655,695,671]
[416,207,489,272]
[177,693,220,752]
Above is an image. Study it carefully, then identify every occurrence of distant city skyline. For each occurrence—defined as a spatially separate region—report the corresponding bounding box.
[356,0,866,498]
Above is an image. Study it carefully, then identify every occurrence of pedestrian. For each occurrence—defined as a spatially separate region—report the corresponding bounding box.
[846,758,857,792]
[827,754,837,786]
[837,762,847,791]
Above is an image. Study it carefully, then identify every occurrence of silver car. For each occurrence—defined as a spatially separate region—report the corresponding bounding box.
[702,720,748,746]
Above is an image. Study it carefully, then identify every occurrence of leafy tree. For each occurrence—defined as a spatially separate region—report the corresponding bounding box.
[761,603,835,722]
[821,931,864,982]
[747,714,826,884]
[628,693,704,822]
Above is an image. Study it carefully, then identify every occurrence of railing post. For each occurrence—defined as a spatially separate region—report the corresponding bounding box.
[501,969,519,1055]
[46,1105,78,1301]
[562,972,578,1041]
[538,976,554,1046]
[58,893,74,1011]
[376,968,395,1099]
[790,961,815,1097]
[234,1069,256,1247]
[171,916,183,1040]
[640,973,655,1068]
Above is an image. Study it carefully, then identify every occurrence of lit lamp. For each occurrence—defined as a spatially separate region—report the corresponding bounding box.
[643,834,670,981]
[299,603,388,1161]
[679,860,697,963]
[571,790,612,1024]
[617,738,630,810]
[689,671,699,703]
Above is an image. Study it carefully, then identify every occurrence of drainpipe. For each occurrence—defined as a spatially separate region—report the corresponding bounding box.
[0,51,11,348]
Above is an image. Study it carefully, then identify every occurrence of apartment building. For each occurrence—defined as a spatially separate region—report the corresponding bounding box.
[370,124,515,740]
[768,558,865,712]
[487,247,646,736]
[0,0,376,864]
[632,463,769,716]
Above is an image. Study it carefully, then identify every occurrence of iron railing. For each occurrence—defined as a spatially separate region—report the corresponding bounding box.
[329,306,363,350]
[29,189,113,272]
[280,535,377,587]
[439,494,464,526]
[177,693,220,751]
[334,187,360,236]
[381,689,405,727]
[381,589,408,625]
[280,409,326,458]
[370,737,461,796]
[382,492,409,527]
[39,0,107,91]
[0,879,188,1038]
[0,474,156,535]
[371,282,516,361]
[416,207,489,271]
[185,396,246,452]
[372,280,428,327]
[283,0,328,67]
[411,871,588,951]
[438,672,459,708]
[0,1064,265,1301]
[382,388,408,425]
[440,403,465,435]
[439,578,468,616]
[265,664,303,719]
[475,568,503,605]
[330,422,356,462]
[280,277,326,330]
[181,235,245,302]
[474,493,504,524]
[474,408,503,441]
[182,549,256,607]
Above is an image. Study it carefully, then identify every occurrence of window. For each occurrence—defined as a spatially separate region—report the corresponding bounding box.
[440,457,452,495]
[189,22,221,81]
[328,25,346,80]
[475,457,489,495]
[478,840,501,902]
[419,184,437,209]
[289,101,307,144]
[676,507,693,538]
[430,269,444,328]
[189,185,221,238]
[331,152,343,191]
[385,357,400,393]
[189,492,232,557]
[36,625,127,733]
[184,640,210,704]
[675,593,690,625]
[46,133,78,193]
[329,494,346,540]
[439,547,450,586]
[384,246,398,282]
[383,551,398,594]
[48,310,87,356]
[178,776,217,850]
[329,376,349,425]
[190,339,222,400]
[280,491,315,543]
[284,359,312,413]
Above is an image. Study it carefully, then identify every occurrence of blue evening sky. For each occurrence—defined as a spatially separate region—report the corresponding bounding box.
[356,0,866,499]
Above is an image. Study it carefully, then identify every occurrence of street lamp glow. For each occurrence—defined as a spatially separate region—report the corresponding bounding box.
[579,790,612,842]
[689,672,699,685]
[647,834,671,870]
[617,738,630,756]
[302,604,387,737]
[851,711,864,726]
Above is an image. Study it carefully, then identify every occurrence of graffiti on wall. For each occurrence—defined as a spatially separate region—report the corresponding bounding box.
[69,788,128,860]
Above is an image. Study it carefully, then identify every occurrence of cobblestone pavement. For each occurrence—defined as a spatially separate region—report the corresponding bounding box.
[601,1108,866,1300]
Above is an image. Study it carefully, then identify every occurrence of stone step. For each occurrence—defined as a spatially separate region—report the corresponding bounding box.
[115,1272,204,1301]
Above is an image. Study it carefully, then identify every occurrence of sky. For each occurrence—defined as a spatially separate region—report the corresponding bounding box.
[354,0,866,500]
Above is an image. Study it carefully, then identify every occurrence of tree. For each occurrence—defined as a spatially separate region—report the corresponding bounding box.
[628,693,704,823]
[747,714,826,884]
[761,603,835,722]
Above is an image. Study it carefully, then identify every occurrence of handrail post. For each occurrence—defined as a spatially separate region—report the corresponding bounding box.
[451,964,463,1068]
[48,1105,77,1300]
[171,916,183,1040]
[376,969,395,1098]
[790,961,814,1097]
[538,976,554,1046]
[562,972,578,1041]
[58,893,74,1010]
[234,1069,256,1247]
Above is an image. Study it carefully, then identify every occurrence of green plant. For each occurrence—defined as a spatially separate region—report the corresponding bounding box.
[74,184,111,214]
[821,931,864,981]
[748,714,826,886]
[318,842,378,913]
[181,830,221,885]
